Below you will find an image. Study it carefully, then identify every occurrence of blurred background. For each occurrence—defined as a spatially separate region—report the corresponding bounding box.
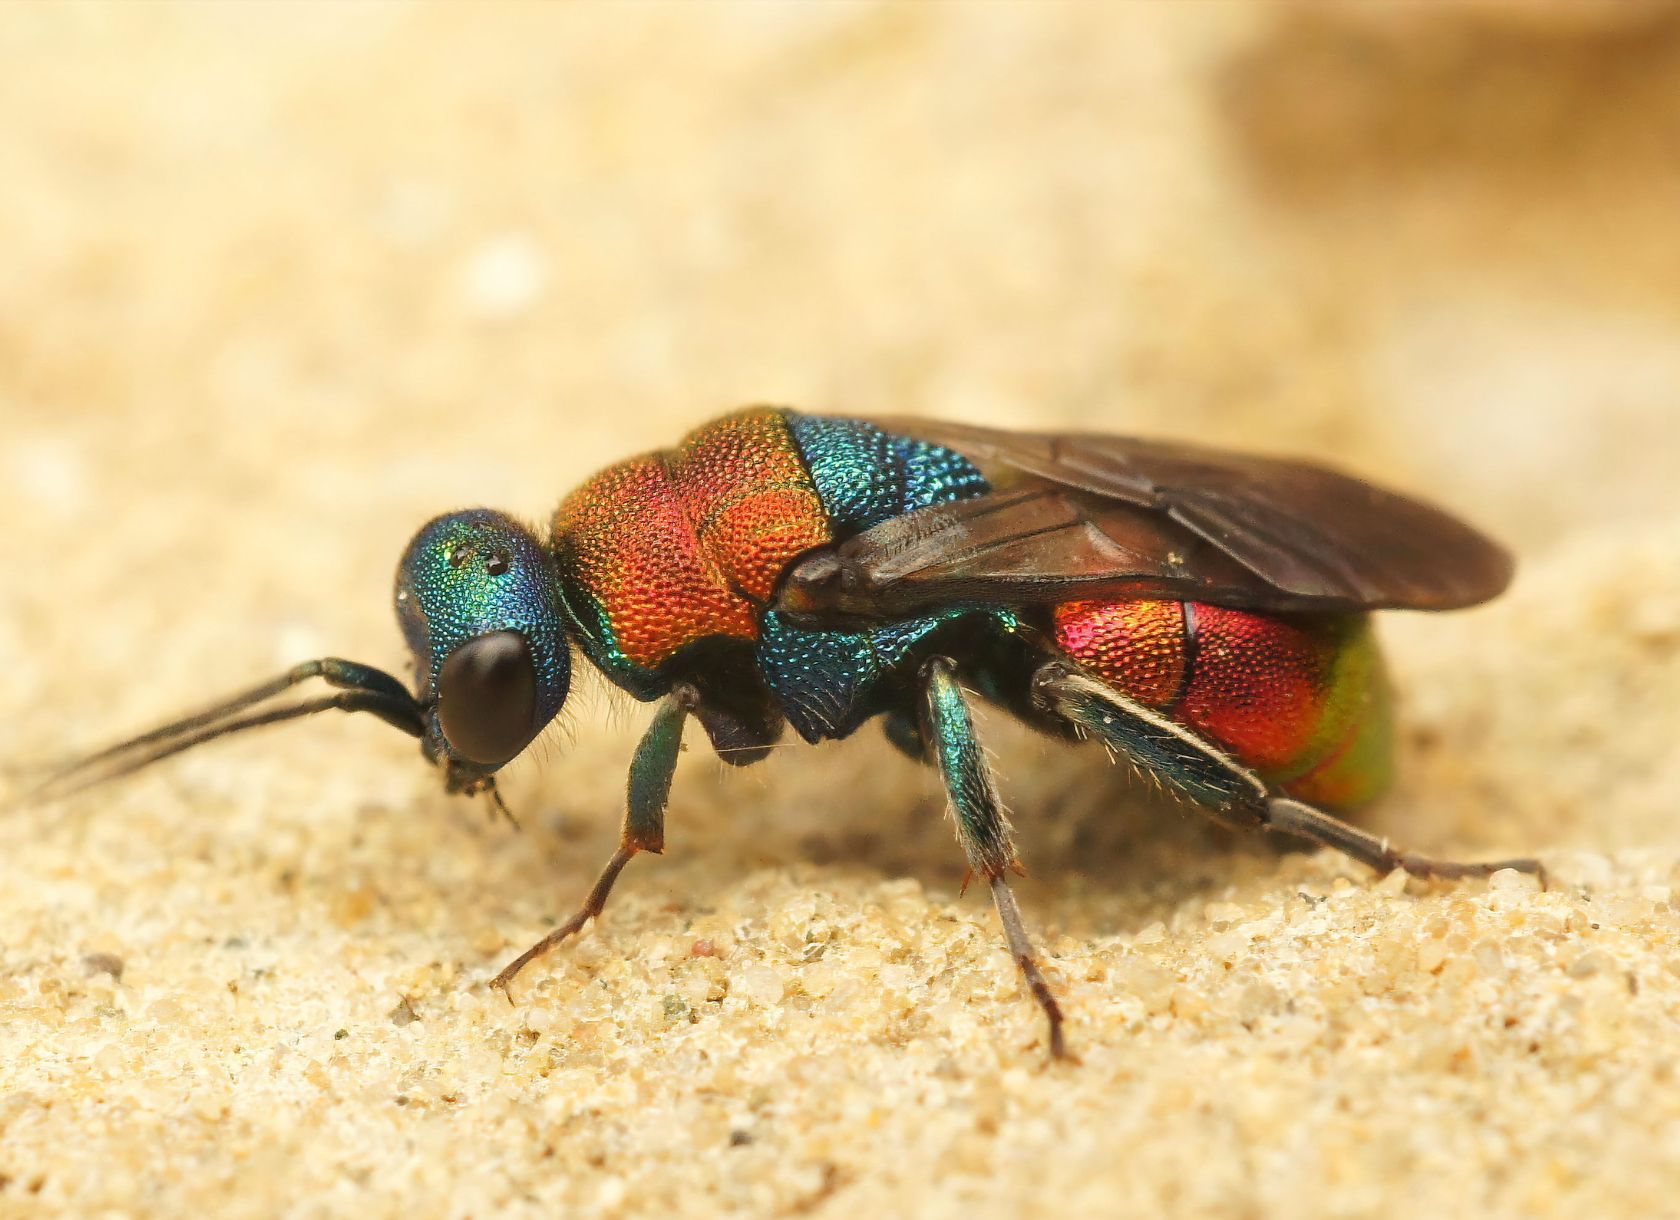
[6,0,1677,846]
[3,3,1680,1215]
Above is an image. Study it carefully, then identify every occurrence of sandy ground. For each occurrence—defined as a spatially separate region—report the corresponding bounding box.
[3,3,1680,1217]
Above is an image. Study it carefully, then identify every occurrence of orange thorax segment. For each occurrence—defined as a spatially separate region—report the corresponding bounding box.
[552,409,833,670]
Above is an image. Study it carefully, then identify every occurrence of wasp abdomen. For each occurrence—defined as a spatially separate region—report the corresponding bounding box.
[1052,599,1392,810]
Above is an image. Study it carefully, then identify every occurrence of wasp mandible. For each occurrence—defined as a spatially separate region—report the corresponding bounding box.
[32,408,1544,1058]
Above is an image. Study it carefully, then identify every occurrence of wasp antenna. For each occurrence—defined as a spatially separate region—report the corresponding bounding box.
[20,660,423,806]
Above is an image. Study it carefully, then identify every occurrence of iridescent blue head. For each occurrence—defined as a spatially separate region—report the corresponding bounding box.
[395,509,572,788]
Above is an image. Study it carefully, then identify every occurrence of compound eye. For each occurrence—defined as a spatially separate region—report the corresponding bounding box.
[436,631,538,766]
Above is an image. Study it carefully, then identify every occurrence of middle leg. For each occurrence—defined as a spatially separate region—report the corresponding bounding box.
[920,656,1068,1060]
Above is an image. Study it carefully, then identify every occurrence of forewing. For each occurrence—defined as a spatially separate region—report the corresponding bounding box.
[779,418,1514,619]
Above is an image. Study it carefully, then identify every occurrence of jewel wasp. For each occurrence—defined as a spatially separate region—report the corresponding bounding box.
[28,408,1544,1058]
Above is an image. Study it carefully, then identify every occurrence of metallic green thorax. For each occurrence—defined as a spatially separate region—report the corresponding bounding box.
[545,410,1001,740]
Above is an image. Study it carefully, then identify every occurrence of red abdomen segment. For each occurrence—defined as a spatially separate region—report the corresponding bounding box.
[1052,600,1392,810]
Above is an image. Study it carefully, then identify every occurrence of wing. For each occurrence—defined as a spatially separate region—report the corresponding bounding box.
[778,418,1515,620]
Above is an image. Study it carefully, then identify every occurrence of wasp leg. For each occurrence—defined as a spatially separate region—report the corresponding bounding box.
[922,656,1068,1060]
[490,683,699,996]
[1264,798,1548,887]
[1031,661,1546,886]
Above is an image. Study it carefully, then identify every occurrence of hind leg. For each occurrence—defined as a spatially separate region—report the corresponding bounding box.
[1264,797,1547,886]
[1031,660,1546,885]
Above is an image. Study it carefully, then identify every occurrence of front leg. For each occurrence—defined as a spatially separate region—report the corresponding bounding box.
[1031,660,1546,885]
[491,682,699,995]
[921,656,1068,1060]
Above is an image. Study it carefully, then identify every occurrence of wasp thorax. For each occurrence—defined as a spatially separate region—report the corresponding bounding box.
[393,508,572,773]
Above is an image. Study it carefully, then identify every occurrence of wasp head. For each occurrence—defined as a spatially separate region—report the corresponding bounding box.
[394,509,572,788]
